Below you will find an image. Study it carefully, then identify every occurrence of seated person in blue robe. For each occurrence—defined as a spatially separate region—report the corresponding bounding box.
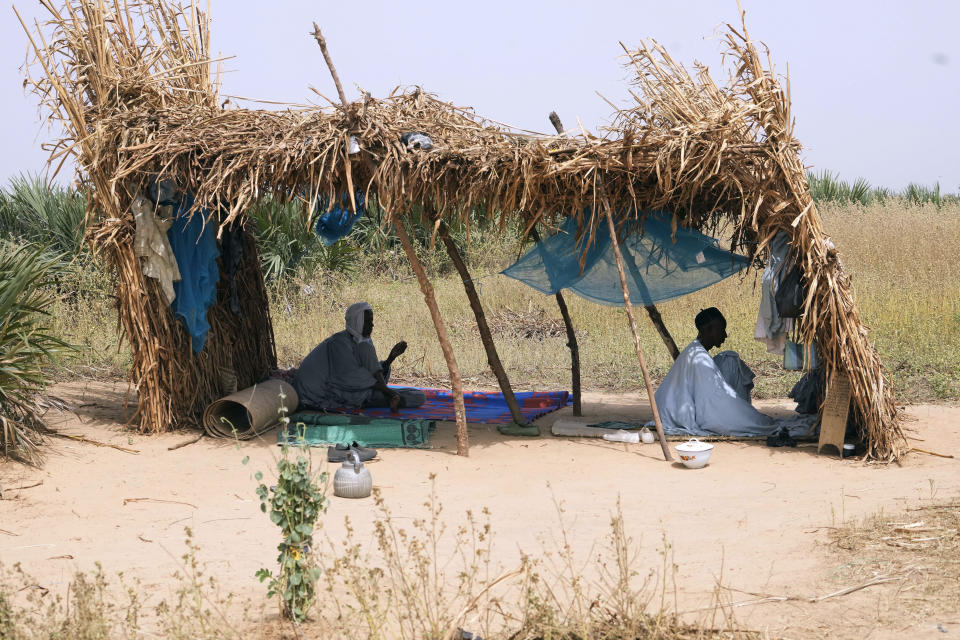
[293,302,426,413]
[654,307,775,436]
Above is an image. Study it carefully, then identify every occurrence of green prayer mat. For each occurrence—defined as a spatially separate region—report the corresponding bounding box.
[282,412,435,448]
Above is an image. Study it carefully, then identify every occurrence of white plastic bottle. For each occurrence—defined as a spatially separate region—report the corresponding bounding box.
[602,430,641,444]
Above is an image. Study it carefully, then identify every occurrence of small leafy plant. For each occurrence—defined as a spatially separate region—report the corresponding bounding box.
[254,393,328,623]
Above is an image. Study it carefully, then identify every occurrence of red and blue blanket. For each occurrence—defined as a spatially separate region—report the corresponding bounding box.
[352,387,570,424]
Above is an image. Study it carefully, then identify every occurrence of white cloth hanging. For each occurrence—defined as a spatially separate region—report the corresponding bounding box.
[755,231,793,354]
[132,193,180,304]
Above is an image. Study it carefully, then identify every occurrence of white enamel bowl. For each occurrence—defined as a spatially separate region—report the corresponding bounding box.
[675,438,714,469]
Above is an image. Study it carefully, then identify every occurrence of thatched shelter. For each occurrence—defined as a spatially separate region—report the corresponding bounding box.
[19,0,905,460]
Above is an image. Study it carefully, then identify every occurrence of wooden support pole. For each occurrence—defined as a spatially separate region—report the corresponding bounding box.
[529,226,582,416]
[544,111,584,415]
[601,197,672,461]
[549,110,679,362]
[552,287,583,417]
[393,215,469,456]
[438,221,527,425]
[645,305,680,360]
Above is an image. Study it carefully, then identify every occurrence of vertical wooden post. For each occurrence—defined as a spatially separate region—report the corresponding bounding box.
[393,214,469,456]
[528,226,582,416]
[601,197,672,461]
[543,112,582,414]
[438,221,527,426]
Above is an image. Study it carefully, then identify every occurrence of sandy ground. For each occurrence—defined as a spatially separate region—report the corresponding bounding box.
[1,380,958,639]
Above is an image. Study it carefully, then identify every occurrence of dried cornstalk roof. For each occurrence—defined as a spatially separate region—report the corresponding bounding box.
[19,0,905,460]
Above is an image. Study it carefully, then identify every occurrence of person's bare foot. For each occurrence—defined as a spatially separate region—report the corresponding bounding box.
[389,394,402,413]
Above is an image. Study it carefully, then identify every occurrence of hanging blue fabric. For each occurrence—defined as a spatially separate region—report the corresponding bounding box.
[502,211,750,306]
[168,196,220,353]
[314,190,365,246]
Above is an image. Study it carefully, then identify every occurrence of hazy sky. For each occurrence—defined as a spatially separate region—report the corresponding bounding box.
[3,1,958,190]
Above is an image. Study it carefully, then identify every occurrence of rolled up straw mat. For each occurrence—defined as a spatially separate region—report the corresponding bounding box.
[203,379,298,439]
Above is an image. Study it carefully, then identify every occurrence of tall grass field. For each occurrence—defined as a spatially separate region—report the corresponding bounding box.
[267,201,960,402]
[1,175,958,404]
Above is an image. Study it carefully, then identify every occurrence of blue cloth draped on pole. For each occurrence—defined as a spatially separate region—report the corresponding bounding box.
[168,197,220,353]
[314,190,365,246]
[502,211,750,306]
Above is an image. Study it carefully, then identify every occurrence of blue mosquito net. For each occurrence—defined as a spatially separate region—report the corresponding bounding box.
[502,211,750,306]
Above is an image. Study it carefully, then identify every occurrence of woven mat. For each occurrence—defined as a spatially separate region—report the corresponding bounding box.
[283,413,435,448]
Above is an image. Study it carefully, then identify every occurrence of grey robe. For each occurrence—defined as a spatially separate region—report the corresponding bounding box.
[293,330,384,409]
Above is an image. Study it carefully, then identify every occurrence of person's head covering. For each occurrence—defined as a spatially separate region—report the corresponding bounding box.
[345,302,373,343]
[694,307,725,331]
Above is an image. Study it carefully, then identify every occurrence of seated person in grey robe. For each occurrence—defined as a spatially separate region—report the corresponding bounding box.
[293,302,426,413]
[654,307,776,437]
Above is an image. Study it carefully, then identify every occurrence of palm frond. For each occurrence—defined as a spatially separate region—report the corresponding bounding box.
[0,242,76,464]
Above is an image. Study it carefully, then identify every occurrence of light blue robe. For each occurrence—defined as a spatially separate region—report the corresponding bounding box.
[655,340,775,436]
[654,340,818,437]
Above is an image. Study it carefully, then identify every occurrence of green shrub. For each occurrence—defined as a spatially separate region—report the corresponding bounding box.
[254,393,328,623]
[849,177,872,205]
[807,170,959,208]
[0,175,88,259]
[905,182,942,207]
[807,170,873,205]
[0,242,75,464]
[250,196,360,282]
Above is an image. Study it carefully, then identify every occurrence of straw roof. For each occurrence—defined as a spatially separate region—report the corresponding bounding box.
[19,0,905,460]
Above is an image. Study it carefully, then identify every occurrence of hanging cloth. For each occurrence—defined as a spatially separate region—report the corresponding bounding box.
[502,212,750,306]
[754,231,793,354]
[314,190,365,246]
[168,197,220,353]
[132,193,181,304]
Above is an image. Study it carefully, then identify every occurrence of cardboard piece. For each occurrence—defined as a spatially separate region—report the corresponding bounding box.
[818,373,851,457]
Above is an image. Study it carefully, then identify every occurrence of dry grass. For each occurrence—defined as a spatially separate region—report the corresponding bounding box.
[828,496,960,629]
[0,530,243,640]
[0,484,757,640]
[821,201,960,401]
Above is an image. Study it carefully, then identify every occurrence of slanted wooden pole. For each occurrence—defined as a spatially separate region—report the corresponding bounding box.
[601,195,672,461]
[437,220,527,426]
[620,244,681,360]
[645,305,680,360]
[393,214,469,455]
[308,30,468,453]
[310,24,348,111]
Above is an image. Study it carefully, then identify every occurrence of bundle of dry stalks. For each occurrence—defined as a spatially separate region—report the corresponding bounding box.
[17,0,903,458]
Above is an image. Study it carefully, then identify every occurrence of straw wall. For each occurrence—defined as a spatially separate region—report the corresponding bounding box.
[93,204,275,432]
